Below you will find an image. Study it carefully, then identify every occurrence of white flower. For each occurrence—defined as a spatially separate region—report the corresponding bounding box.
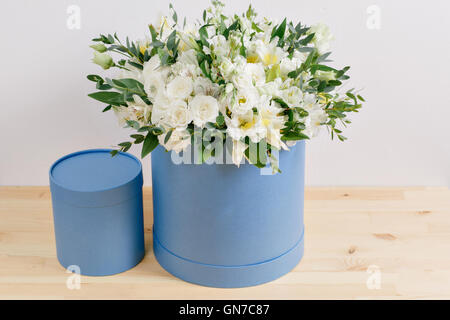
[226,109,266,144]
[193,77,218,96]
[281,86,303,107]
[166,76,193,100]
[158,129,191,153]
[189,95,219,127]
[167,99,192,129]
[301,93,328,138]
[210,35,229,58]
[229,88,259,115]
[114,95,150,127]
[144,71,166,100]
[309,23,334,54]
[245,63,266,86]
[143,55,161,78]
[253,40,287,66]
[151,93,172,126]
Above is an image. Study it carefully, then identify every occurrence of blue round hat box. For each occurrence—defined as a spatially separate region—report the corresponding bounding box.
[152,141,305,287]
[49,149,145,276]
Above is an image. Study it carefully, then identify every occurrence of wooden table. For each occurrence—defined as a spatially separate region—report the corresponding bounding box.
[0,186,449,299]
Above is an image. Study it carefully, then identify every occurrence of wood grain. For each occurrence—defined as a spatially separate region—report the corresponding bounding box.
[0,186,449,300]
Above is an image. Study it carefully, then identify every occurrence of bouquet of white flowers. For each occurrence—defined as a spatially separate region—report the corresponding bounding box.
[88,1,363,172]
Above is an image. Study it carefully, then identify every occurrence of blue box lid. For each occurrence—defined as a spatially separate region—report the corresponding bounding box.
[49,149,143,207]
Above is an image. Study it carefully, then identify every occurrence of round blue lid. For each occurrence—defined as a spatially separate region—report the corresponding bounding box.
[50,149,142,192]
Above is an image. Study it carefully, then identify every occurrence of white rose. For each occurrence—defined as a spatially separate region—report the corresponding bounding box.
[158,129,191,153]
[166,76,193,100]
[189,95,219,127]
[167,99,191,129]
[151,93,171,126]
[144,71,165,99]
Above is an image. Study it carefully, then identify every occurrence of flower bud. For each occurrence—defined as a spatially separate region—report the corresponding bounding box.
[92,52,114,70]
[90,43,107,53]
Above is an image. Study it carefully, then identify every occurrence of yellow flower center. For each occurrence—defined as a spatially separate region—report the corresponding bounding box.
[240,117,256,130]
[263,53,277,66]
[246,55,259,63]
[238,97,247,104]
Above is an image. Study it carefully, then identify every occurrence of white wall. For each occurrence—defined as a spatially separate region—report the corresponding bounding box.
[0,0,449,186]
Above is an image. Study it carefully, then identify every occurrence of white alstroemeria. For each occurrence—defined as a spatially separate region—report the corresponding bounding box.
[253,40,287,66]
[308,23,334,54]
[209,35,229,58]
[158,129,191,153]
[301,93,328,138]
[167,99,192,129]
[245,63,266,86]
[259,100,288,150]
[189,95,219,127]
[226,109,266,144]
[304,108,328,138]
[113,95,151,127]
[166,76,193,100]
[219,57,236,80]
[229,88,259,115]
[258,78,282,97]
[281,86,303,107]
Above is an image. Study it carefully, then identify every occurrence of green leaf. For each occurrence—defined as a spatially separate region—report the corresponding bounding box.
[127,61,144,70]
[216,113,225,127]
[166,30,177,52]
[126,120,140,129]
[149,25,158,42]
[299,33,314,45]
[102,105,112,112]
[141,132,159,158]
[87,74,103,83]
[271,18,287,42]
[164,129,174,144]
[281,132,310,141]
[88,91,124,105]
[272,98,289,108]
[110,150,119,157]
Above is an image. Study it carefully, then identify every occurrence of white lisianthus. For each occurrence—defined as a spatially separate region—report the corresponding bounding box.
[189,95,219,127]
[167,76,194,100]
[309,23,334,54]
[193,77,218,96]
[158,129,191,153]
